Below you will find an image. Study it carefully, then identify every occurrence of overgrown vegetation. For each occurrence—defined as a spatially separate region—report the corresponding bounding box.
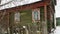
[56,17,60,26]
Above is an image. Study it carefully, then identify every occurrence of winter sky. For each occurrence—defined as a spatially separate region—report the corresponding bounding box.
[55,0,60,17]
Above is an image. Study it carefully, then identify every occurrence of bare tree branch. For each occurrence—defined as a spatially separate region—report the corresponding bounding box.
[0,0,13,6]
[0,0,24,6]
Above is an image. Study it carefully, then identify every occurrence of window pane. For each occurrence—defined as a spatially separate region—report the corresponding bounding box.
[32,9,40,21]
[34,11,38,20]
[14,12,20,22]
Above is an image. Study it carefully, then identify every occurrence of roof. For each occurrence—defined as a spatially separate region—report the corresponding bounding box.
[0,0,42,10]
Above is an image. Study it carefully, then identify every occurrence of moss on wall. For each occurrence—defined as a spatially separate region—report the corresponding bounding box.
[20,10,32,25]
[56,18,60,26]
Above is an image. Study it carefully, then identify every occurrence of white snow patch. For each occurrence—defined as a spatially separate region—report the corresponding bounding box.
[0,0,42,10]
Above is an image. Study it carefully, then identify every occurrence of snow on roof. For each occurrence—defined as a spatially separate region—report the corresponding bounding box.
[0,0,12,5]
[0,0,41,10]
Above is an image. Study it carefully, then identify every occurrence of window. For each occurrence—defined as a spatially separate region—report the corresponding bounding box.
[32,9,41,34]
[32,9,40,22]
[14,12,20,23]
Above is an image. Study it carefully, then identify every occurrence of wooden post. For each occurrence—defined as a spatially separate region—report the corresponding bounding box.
[42,4,48,34]
[44,5,48,34]
[9,12,14,34]
[7,12,10,34]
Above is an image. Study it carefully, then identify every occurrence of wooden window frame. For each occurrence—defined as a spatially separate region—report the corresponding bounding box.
[32,8,40,22]
[14,12,20,23]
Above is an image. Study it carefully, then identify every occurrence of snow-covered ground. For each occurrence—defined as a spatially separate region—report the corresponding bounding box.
[54,26,60,34]
[49,26,60,34]
[50,26,60,34]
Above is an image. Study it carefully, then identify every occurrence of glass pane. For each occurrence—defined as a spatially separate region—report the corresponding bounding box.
[14,12,20,23]
[34,11,38,20]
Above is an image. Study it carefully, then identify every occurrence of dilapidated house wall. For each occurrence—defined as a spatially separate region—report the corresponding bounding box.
[0,0,57,34]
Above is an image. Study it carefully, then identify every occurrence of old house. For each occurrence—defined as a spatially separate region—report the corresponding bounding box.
[0,0,57,34]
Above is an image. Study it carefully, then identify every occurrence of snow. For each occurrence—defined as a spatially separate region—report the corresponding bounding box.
[50,26,60,34]
[54,26,60,34]
[0,0,12,5]
[0,0,42,10]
